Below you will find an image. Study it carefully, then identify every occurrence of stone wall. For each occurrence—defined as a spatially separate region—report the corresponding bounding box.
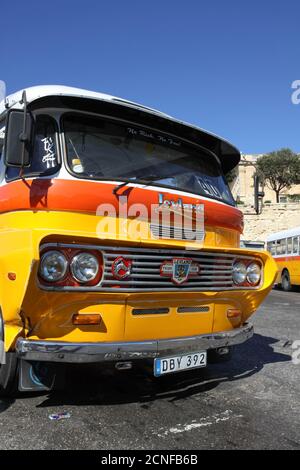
[239,203,300,241]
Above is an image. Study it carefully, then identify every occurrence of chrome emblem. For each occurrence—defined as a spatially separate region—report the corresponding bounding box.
[160,258,200,285]
[112,256,132,280]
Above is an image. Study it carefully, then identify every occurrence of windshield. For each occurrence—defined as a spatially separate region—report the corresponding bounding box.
[63,113,235,205]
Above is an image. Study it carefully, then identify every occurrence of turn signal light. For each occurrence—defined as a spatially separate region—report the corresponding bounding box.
[227,308,242,319]
[72,314,102,325]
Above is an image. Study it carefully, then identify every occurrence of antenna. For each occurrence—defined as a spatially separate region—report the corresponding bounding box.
[0,80,6,103]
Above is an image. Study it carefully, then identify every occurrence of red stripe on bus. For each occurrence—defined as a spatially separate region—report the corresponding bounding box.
[0,178,244,233]
[274,256,300,262]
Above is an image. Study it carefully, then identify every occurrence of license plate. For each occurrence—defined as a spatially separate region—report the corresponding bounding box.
[154,351,207,377]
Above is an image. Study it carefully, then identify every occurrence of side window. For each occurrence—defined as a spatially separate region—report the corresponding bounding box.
[6,115,59,181]
[269,241,276,256]
[293,236,299,255]
[276,239,286,255]
[287,237,293,254]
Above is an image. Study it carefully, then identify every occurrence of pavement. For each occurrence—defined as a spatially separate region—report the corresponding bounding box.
[0,289,299,450]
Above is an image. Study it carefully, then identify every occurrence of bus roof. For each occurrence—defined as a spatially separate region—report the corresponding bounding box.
[0,85,240,173]
[0,85,171,119]
[266,227,300,242]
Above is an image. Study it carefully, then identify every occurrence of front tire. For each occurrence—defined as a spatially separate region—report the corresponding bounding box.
[0,352,19,397]
[281,270,292,292]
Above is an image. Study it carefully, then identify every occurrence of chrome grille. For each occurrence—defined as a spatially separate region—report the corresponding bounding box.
[150,223,205,242]
[100,246,259,292]
[39,244,262,292]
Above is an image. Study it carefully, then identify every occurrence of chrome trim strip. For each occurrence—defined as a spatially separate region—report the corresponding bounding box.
[0,309,4,365]
[0,308,3,343]
[41,243,258,259]
[16,324,253,363]
[39,287,260,292]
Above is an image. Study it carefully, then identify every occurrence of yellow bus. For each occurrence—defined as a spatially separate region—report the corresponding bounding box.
[266,227,300,291]
[0,85,277,396]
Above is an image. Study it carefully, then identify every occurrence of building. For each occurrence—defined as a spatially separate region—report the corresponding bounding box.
[231,154,300,205]
[230,154,300,242]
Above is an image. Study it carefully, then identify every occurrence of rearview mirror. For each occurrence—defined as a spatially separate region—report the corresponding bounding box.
[4,110,33,167]
[0,124,4,150]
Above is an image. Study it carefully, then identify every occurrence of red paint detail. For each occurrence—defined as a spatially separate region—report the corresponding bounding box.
[0,178,244,233]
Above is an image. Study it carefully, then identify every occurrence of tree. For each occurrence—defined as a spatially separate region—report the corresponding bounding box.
[225,167,238,185]
[255,148,300,203]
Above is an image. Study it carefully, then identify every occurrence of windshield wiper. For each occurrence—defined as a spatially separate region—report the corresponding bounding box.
[112,175,174,195]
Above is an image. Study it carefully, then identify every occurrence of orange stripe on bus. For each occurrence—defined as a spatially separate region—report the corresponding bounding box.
[0,179,243,233]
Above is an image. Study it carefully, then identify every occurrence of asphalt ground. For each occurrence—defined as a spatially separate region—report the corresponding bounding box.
[0,289,299,450]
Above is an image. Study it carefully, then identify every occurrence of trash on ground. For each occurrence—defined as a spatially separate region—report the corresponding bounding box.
[48,412,71,421]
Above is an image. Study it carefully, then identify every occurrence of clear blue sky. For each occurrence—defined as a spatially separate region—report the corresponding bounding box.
[2,0,299,154]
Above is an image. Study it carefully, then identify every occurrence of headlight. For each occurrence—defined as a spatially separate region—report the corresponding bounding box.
[246,262,261,285]
[232,261,247,285]
[39,250,68,282]
[70,252,99,283]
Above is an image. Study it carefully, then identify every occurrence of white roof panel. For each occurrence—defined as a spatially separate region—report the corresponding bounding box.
[0,85,171,118]
[0,85,241,173]
[266,227,300,242]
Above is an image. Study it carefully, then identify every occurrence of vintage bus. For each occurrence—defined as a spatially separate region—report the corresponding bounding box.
[266,227,300,291]
[0,85,277,396]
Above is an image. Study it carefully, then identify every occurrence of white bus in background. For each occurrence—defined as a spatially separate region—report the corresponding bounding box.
[266,227,300,291]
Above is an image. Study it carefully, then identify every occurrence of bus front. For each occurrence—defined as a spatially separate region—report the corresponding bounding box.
[0,86,278,395]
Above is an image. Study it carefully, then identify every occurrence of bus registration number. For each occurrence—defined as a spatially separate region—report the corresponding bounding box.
[154,351,207,376]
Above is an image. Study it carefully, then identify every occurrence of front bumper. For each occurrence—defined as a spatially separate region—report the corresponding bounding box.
[15,324,253,364]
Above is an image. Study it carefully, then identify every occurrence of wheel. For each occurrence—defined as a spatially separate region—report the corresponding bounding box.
[0,351,19,397]
[281,270,292,292]
[208,346,233,363]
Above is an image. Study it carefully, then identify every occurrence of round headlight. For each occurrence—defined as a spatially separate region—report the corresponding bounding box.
[39,250,68,282]
[246,262,261,285]
[70,252,99,283]
[232,261,247,285]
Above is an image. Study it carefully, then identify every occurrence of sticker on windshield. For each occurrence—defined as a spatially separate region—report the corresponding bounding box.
[197,176,222,199]
[127,127,181,148]
[41,137,57,169]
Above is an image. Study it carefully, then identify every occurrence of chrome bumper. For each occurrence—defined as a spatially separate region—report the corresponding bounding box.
[16,324,253,364]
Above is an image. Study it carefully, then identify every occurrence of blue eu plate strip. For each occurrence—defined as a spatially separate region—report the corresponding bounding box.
[154,359,161,377]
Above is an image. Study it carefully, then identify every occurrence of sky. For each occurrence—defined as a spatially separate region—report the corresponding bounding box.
[1,0,299,154]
